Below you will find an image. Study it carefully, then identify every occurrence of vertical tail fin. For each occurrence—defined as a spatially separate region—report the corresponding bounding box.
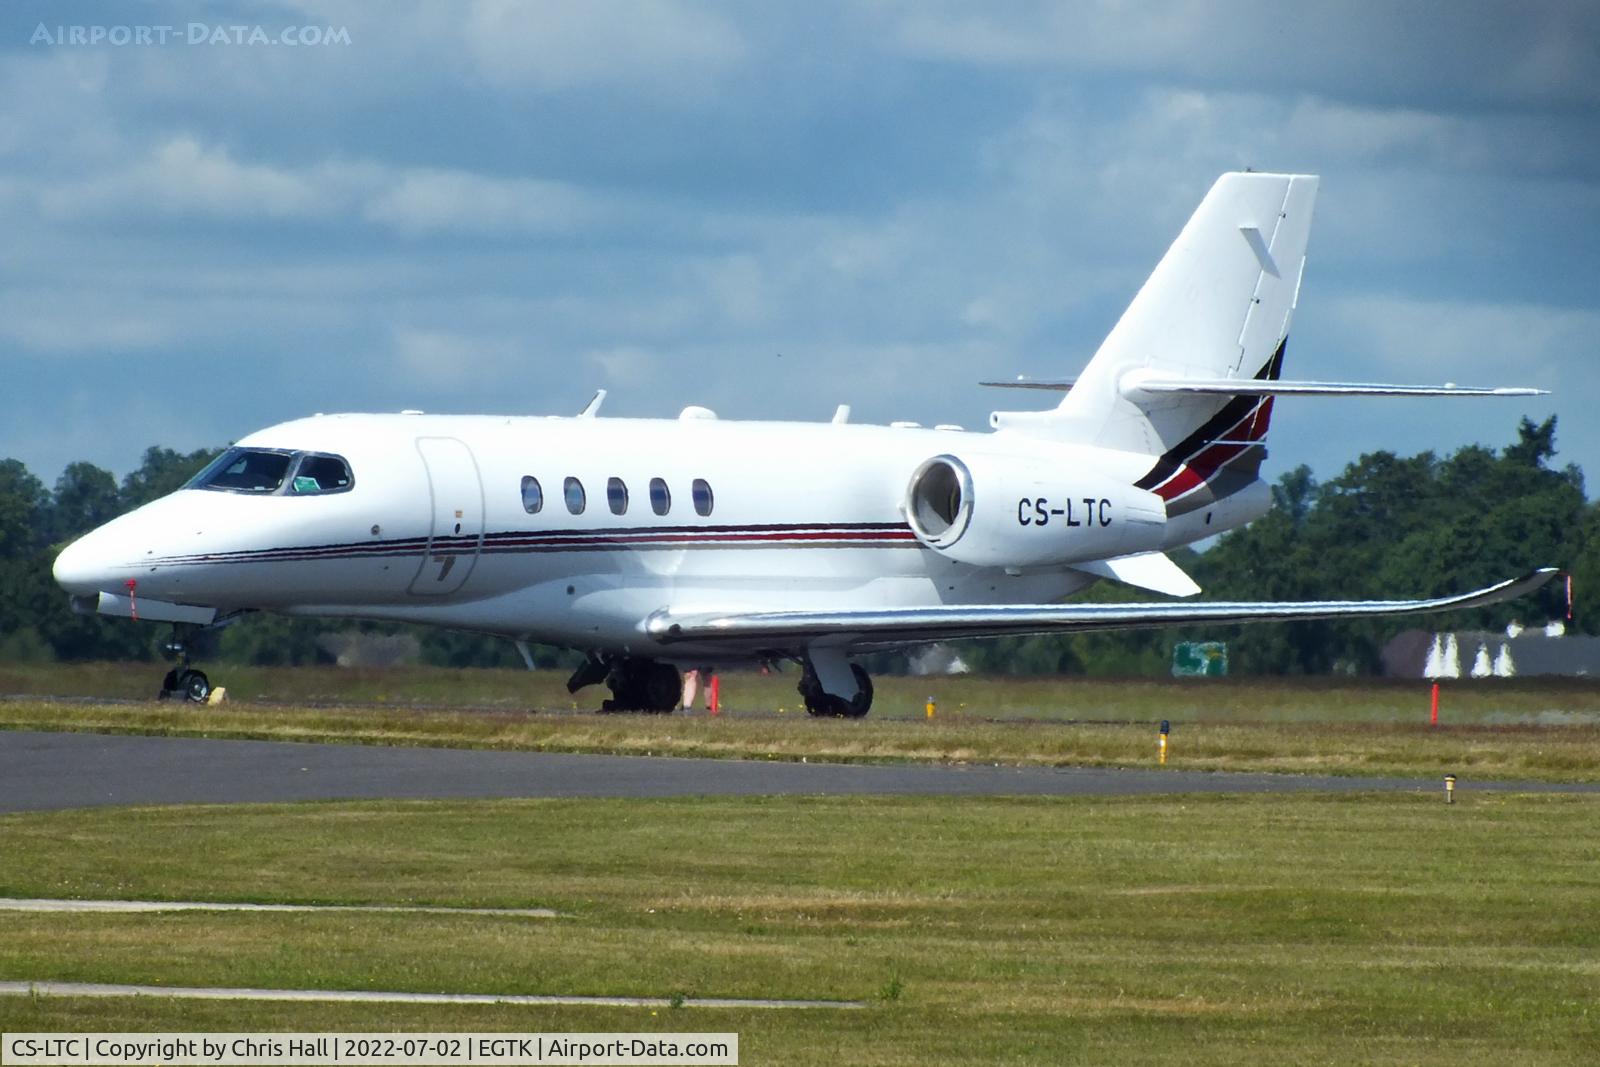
[1051,172,1318,476]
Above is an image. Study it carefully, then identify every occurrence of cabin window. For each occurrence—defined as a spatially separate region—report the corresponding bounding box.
[289,453,354,495]
[649,477,671,516]
[185,447,295,494]
[607,477,628,516]
[564,477,586,515]
[692,478,714,517]
[520,476,543,514]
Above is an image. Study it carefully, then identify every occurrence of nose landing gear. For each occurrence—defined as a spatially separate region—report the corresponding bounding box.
[158,627,213,704]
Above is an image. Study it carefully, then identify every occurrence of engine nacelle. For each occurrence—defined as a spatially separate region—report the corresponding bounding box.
[904,453,1167,568]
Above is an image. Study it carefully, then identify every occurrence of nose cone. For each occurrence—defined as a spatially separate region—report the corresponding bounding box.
[53,528,119,596]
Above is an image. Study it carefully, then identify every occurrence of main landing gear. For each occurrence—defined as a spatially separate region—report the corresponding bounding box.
[798,659,874,719]
[564,650,876,718]
[158,626,213,703]
[567,654,681,713]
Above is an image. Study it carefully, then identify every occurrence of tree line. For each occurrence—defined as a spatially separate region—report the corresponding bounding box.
[0,418,1588,675]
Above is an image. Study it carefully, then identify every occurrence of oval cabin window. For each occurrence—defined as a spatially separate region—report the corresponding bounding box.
[564,477,586,515]
[692,478,714,517]
[521,476,543,514]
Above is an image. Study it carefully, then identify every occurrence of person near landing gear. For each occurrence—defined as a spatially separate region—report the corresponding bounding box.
[680,668,718,711]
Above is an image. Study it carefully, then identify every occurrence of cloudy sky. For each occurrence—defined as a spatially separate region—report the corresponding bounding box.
[2,1,1595,492]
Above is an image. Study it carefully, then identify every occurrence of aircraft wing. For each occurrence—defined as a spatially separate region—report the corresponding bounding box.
[643,569,1557,651]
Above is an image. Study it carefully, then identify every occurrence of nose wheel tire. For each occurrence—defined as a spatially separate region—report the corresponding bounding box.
[179,669,212,703]
[160,668,211,703]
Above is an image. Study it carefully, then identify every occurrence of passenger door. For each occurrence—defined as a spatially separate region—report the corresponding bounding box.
[408,437,484,595]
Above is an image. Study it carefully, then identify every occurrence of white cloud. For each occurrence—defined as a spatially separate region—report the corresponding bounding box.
[883,1,1600,110]
[364,169,607,237]
[391,326,523,386]
[460,0,747,95]
[0,297,173,352]
[39,136,336,221]
[0,51,125,177]
[586,345,662,388]
[31,136,622,239]
[1321,294,1593,389]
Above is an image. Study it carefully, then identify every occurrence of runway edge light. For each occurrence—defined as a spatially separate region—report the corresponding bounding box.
[1158,719,1170,766]
[1445,774,1457,804]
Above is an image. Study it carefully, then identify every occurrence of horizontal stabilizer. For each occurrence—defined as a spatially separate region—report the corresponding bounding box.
[1072,551,1201,598]
[979,377,1076,392]
[1121,373,1546,400]
[644,569,1556,650]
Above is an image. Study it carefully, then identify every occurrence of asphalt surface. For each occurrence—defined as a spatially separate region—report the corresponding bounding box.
[2,730,1596,812]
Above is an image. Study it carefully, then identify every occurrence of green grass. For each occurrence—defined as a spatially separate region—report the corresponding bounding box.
[2,794,1598,1063]
[7,662,1600,724]
[3,695,1598,782]
[4,663,1599,781]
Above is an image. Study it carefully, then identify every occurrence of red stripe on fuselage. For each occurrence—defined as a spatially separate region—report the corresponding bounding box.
[152,524,923,566]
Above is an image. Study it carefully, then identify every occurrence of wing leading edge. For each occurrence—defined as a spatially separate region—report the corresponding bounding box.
[643,569,1557,651]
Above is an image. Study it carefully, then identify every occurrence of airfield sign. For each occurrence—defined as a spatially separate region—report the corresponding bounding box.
[1172,641,1228,678]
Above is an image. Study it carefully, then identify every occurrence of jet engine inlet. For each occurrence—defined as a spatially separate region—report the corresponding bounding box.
[905,454,973,548]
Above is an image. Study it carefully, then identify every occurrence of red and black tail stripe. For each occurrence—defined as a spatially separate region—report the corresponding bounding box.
[1133,339,1285,503]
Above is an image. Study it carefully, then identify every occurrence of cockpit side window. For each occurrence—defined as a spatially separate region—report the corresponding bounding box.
[289,454,355,495]
[186,448,295,494]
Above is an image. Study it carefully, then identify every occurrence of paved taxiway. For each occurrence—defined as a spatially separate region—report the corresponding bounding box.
[3,730,1596,811]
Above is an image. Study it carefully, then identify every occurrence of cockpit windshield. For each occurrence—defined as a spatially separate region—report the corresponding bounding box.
[186,448,354,496]
[187,448,294,493]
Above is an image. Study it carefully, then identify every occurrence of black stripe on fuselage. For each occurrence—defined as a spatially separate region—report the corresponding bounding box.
[151,522,922,566]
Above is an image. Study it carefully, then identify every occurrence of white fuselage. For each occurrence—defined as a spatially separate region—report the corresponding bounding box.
[52,411,1265,664]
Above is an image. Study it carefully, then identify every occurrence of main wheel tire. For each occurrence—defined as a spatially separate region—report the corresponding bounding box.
[178,669,211,704]
[799,667,828,716]
[838,664,873,719]
[643,662,682,713]
[602,659,680,713]
[159,669,179,700]
[799,663,873,718]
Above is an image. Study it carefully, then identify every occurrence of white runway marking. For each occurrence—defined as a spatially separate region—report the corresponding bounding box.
[0,897,560,918]
[0,980,865,1010]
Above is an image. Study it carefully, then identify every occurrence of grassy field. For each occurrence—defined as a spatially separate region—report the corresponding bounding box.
[1,793,1597,1064]
[7,662,1600,724]
[3,688,1599,781]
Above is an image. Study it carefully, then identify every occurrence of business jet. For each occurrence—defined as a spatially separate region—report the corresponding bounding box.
[53,171,1553,714]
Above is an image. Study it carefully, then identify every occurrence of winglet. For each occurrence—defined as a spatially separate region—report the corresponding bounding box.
[577,389,607,418]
